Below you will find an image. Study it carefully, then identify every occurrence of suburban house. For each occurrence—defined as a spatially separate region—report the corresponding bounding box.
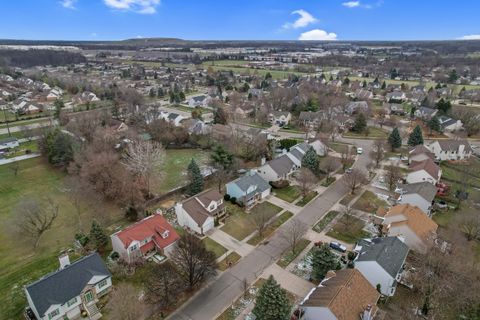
[345,101,369,115]
[354,88,374,100]
[225,171,271,210]
[268,111,291,126]
[386,91,406,103]
[408,145,435,164]
[299,111,324,128]
[299,269,380,320]
[256,154,298,182]
[382,204,438,253]
[354,237,409,296]
[25,253,112,320]
[428,139,473,161]
[73,91,100,104]
[175,189,226,235]
[414,106,438,120]
[395,182,437,215]
[110,214,180,264]
[384,103,405,115]
[308,139,328,157]
[188,95,210,107]
[0,137,19,151]
[438,115,463,132]
[182,118,211,135]
[160,111,185,126]
[406,158,442,185]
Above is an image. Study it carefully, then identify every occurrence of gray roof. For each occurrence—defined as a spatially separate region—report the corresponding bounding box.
[267,154,295,176]
[356,237,409,278]
[401,182,437,202]
[434,139,473,153]
[25,253,111,317]
[418,106,437,116]
[295,142,310,153]
[289,148,305,162]
[168,112,180,120]
[229,172,270,194]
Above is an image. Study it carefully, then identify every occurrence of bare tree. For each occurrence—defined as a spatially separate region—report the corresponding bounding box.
[105,283,146,320]
[343,169,367,195]
[320,156,338,179]
[296,167,318,197]
[144,261,184,309]
[9,161,20,176]
[385,164,402,192]
[250,210,272,238]
[171,234,217,289]
[14,197,59,248]
[124,140,165,196]
[281,219,307,254]
[340,145,355,172]
[64,176,99,232]
[370,139,386,168]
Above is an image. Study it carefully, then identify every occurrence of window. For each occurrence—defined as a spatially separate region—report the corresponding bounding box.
[130,244,138,252]
[48,309,60,320]
[66,297,78,307]
[98,279,108,289]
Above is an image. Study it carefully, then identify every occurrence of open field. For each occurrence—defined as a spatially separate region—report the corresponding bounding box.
[157,149,212,193]
[0,158,122,320]
[202,65,309,80]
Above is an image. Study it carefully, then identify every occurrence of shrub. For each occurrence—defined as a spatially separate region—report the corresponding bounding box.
[224,194,231,201]
[230,197,237,204]
[270,180,290,189]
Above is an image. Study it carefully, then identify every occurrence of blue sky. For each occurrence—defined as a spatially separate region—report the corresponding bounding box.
[1,0,480,41]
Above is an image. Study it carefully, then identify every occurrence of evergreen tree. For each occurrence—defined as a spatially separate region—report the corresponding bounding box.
[408,125,424,146]
[352,113,367,133]
[436,98,452,114]
[252,275,291,320]
[311,244,339,281]
[187,159,204,196]
[388,127,402,151]
[381,81,386,90]
[301,147,320,175]
[211,145,234,171]
[427,116,441,135]
[53,99,64,120]
[89,220,108,251]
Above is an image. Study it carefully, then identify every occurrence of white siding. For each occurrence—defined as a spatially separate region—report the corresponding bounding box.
[399,194,431,214]
[302,306,337,320]
[355,261,396,296]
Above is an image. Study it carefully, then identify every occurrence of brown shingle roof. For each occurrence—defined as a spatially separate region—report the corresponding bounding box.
[181,189,224,227]
[301,269,380,320]
[385,204,438,242]
[409,158,440,180]
[409,145,435,159]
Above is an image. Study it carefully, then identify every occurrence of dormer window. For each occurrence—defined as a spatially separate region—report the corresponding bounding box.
[161,230,169,239]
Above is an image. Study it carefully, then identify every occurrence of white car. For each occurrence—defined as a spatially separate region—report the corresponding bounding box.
[357,147,363,154]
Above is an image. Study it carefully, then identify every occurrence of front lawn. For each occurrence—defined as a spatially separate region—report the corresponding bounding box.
[202,237,227,259]
[352,190,388,213]
[274,185,301,203]
[297,191,318,207]
[312,211,339,233]
[217,252,242,271]
[326,214,371,243]
[277,238,311,268]
[221,202,282,241]
[247,211,293,245]
[340,193,356,206]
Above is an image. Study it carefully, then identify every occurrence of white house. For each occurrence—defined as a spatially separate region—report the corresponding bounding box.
[354,237,409,296]
[188,95,210,108]
[160,111,185,126]
[395,181,437,215]
[408,145,435,164]
[406,158,442,185]
[175,189,225,235]
[382,204,438,254]
[438,116,463,132]
[111,214,180,264]
[268,111,291,126]
[25,253,112,320]
[225,171,271,210]
[428,139,473,161]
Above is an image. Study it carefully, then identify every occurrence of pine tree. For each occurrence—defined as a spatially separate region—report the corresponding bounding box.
[427,116,441,135]
[187,159,204,196]
[301,147,320,175]
[252,275,291,320]
[408,125,424,146]
[89,220,108,251]
[311,244,339,281]
[352,113,367,133]
[388,127,402,151]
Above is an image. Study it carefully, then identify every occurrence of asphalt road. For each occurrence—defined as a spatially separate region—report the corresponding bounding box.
[170,138,374,320]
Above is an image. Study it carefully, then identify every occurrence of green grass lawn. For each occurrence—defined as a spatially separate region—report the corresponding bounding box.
[312,211,339,233]
[326,214,371,243]
[274,185,301,203]
[221,202,282,241]
[352,190,388,213]
[217,252,242,271]
[0,158,122,320]
[343,126,389,139]
[202,65,309,80]
[327,142,352,154]
[277,238,311,268]
[340,193,356,206]
[169,104,211,114]
[297,191,318,207]
[4,140,39,159]
[157,149,212,193]
[202,237,227,259]
[247,211,293,246]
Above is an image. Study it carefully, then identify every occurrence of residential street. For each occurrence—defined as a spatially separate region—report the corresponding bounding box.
[170,138,374,320]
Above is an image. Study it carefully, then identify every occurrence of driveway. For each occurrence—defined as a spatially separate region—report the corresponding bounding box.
[169,139,374,320]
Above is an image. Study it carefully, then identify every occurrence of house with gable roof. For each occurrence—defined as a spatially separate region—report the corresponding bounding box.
[428,139,473,161]
[406,158,442,185]
[225,171,271,210]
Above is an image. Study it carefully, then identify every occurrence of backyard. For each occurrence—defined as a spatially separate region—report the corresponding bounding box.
[326,214,371,243]
[221,202,282,241]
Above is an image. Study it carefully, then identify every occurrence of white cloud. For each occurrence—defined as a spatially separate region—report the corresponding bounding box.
[90,32,98,37]
[299,29,338,41]
[283,9,318,29]
[458,34,480,40]
[103,0,161,14]
[60,0,77,9]
[342,1,361,8]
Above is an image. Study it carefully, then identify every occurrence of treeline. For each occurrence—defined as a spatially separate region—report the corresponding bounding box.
[0,49,86,67]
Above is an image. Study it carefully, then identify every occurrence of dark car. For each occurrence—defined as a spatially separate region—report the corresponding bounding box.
[329,241,347,253]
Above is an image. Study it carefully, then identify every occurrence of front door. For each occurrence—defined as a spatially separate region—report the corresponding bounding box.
[84,290,94,304]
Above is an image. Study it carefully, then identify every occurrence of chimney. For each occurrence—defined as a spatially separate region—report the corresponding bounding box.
[261,157,266,166]
[325,270,336,279]
[59,253,70,270]
[361,305,373,320]
[282,148,287,155]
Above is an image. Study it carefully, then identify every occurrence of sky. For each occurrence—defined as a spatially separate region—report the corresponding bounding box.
[1,0,480,41]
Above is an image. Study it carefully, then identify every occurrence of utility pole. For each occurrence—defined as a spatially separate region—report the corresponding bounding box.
[2,108,11,137]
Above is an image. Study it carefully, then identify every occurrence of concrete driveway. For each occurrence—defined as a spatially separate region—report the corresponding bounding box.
[169,139,374,320]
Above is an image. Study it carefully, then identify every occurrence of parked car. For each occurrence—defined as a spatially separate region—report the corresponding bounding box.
[346,168,353,174]
[357,147,363,154]
[329,241,347,253]
[435,200,448,209]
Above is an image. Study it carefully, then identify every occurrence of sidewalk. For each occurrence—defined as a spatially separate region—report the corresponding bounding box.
[261,263,315,297]
[0,153,40,165]
[267,195,301,214]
